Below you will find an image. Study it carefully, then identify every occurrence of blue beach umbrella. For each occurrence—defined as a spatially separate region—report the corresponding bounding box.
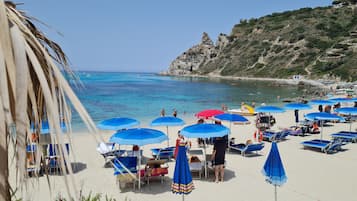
[284,103,312,124]
[109,128,168,190]
[255,106,285,113]
[181,123,229,178]
[110,128,168,146]
[328,97,355,103]
[284,103,312,110]
[172,144,194,201]
[214,113,249,124]
[335,107,357,115]
[255,106,285,129]
[308,99,333,106]
[150,116,185,146]
[180,123,229,138]
[97,117,139,130]
[335,107,357,131]
[304,112,345,122]
[214,113,250,148]
[262,142,287,201]
[304,112,345,139]
[31,121,67,134]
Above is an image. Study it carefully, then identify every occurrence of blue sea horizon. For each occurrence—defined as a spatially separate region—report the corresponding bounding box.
[70,71,311,131]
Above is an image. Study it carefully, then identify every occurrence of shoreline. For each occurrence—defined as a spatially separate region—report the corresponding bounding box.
[158,72,333,89]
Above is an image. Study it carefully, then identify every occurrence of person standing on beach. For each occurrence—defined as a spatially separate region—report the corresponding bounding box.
[173,109,177,117]
[211,136,226,183]
[160,108,165,117]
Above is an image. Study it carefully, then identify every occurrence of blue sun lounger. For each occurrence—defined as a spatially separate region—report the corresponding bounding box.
[263,130,289,142]
[151,146,175,159]
[229,142,265,156]
[331,131,357,143]
[301,139,345,154]
[112,156,138,190]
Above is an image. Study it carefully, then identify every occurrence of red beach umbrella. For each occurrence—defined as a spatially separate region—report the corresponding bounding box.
[195,109,224,119]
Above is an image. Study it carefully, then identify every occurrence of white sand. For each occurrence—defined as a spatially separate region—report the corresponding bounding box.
[17,106,357,201]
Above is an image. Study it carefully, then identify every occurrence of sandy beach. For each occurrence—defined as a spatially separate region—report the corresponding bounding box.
[17,105,357,201]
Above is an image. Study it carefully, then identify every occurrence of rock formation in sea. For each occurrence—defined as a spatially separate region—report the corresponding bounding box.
[165,32,229,75]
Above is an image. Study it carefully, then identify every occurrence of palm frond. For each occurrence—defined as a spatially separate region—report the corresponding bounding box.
[0,1,104,200]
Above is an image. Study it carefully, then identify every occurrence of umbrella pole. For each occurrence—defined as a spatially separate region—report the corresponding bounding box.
[349,114,352,132]
[203,141,207,179]
[138,147,141,191]
[229,122,232,149]
[275,185,277,201]
[167,126,169,147]
[320,120,323,140]
[182,194,185,201]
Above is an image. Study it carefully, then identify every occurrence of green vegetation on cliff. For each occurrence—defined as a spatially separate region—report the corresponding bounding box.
[197,4,357,81]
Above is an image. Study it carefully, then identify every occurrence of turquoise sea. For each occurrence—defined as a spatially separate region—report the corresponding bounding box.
[71,71,310,130]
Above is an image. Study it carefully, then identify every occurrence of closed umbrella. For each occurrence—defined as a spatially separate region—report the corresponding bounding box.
[109,128,168,189]
[150,116,185,146]
[181,123,229,178]
[97,117,139,130]
[172,144,194,201]
[262,142,287,201]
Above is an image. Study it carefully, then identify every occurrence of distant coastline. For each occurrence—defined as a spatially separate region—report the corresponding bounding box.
[159,72,331,89]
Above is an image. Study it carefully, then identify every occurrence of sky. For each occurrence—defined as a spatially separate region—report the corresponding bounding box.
[19,0,332,73]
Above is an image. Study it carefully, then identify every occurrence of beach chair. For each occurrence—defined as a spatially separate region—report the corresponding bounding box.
[97,142,125,167]
[26,144,39,176]
[188,148,205,179]
[301,139,346,154]
[140,159,169,184]
[126,150,143,157]
[229,142,265,157]
[331,131,357,143]
[151,146,175,160]
[46,143,70,174]
[262,130,289,142]
[112,156,139,190]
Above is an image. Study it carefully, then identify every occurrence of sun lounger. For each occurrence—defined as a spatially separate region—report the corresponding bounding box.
[46,143,70,174]
[151,146,175,159]
[301,139,346,154]
[263,130,289,142]
[331,132,357,143]
[188,148,205,179]
[140,159,169,184]
[97,142,125,167]
[230,142,265,156]
[26,144,39,176]
[112,156,138,190]
[339,131,357,135]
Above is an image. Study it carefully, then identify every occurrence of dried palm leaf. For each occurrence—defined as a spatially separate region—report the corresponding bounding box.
[0,1,104,200]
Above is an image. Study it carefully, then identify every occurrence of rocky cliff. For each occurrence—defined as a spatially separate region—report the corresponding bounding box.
[165,3,357,81]
[166,32,229,75]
